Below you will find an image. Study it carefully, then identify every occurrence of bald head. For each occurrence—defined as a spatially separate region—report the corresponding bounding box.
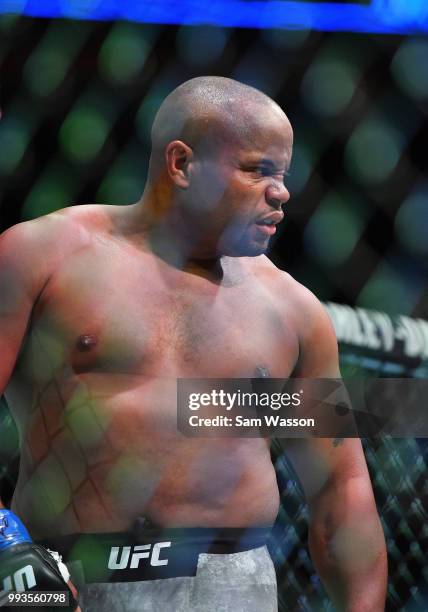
[150,76,287,159]
[141,76,293,259]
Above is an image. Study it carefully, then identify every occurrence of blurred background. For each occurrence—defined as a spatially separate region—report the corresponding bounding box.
[0,1,428,610]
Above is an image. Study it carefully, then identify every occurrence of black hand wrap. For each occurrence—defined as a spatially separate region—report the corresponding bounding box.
[0,543,79,611]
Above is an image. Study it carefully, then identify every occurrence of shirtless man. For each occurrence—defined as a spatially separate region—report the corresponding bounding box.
[0,77,386,611]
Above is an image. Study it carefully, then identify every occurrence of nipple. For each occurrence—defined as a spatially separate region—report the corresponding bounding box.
[76,334,98,352]
[255,365,270,378]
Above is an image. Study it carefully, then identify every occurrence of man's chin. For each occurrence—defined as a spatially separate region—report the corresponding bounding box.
[224,239,269,257]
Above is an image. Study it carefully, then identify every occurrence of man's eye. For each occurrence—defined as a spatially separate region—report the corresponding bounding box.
[246,166,289,180]
[255,167,272,177]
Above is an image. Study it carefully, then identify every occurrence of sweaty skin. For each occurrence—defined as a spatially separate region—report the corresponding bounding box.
[6,206,301,537]
[1,77,386,611]
[3,83,295,537]
[7,207,298,537]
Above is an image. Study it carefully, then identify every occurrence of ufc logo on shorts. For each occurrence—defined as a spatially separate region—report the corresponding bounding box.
[108,542,172,569]
[2,565,36,592]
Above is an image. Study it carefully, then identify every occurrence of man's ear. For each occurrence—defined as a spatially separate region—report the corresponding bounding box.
[165,140,193,188]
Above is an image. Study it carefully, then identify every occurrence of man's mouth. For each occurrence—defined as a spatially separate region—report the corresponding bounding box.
[255,223,277,236]
[254,211,284,236]
[257,218,276,226]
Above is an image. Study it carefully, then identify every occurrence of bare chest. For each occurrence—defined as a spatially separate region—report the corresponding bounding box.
[25,253,298,380]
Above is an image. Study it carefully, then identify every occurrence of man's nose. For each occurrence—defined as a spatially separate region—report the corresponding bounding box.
[265,182,290,210]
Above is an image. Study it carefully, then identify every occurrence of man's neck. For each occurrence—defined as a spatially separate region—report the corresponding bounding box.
[133,191,225,277]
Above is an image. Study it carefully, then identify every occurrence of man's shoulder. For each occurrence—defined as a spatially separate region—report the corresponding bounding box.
[1,203,114,254]
[246,255,322,307]
[246,255,335,339]
[0,204,118,290]
[27,202,113,235]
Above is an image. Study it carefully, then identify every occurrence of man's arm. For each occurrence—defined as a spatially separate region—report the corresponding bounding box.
[0,223,43,389]
[0,221,49,509]
[0,220,81,610]
[285,286,387,611]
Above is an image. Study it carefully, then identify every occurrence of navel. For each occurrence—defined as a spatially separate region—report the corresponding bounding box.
[76,334,98,352]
